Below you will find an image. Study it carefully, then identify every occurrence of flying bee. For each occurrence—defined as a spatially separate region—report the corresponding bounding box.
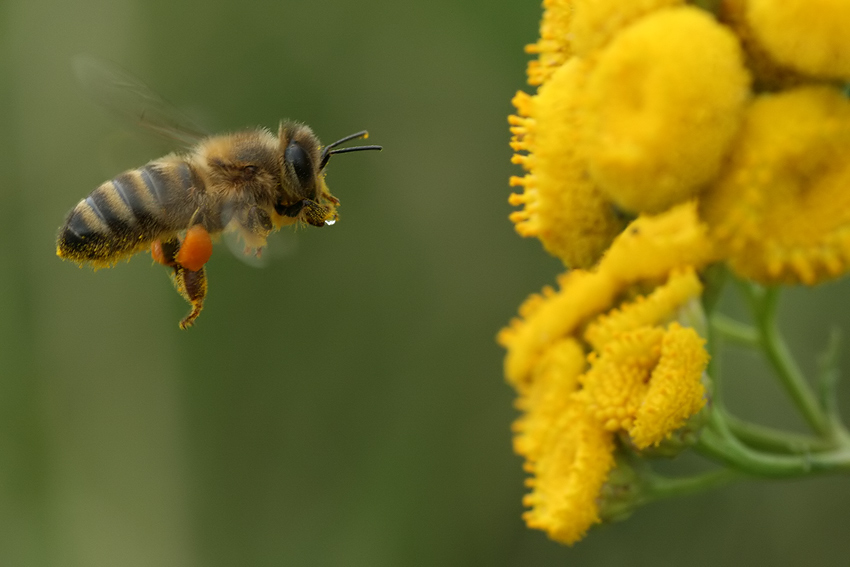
[57,57,381,329]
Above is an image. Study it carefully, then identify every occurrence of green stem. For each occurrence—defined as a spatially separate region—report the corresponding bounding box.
[711,313,759,347]
[700,262,729,316]
[725,413,836,454]
[815,328,850,444]
[697,427,850,478]
[645,468,743,501]
[742,284,830,437]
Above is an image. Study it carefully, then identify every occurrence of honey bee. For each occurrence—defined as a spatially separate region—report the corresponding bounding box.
[57,58,381,329]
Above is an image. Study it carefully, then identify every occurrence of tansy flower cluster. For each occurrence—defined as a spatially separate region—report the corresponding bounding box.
[511,0,850,283]
[499,204,713,544]
[503,0,850,546]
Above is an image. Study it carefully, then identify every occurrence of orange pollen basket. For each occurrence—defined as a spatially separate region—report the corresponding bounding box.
[176,225,214,272]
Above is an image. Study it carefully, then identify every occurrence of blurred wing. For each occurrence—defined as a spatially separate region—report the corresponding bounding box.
[73,54,209,146]
[220,200,301,269]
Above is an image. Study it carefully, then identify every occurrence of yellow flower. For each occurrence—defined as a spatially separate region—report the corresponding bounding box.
[513,339,587,461]
[583,7,751,214]
[514,340,616,546]
[502,220,710,543]
[701,86,850,285]
[510,59,627,268]
[718,0,813,90]
[521,399,615,546]
[630,323,708,449]
[744,0,850,81]
[498,268,619,390]
[584,268,704,350]
[598,202,717,285]
[577,326,666,432]
[576,277,708,449]
[570,0,684,56]
[525,0,573,86]
[501,206,713,391]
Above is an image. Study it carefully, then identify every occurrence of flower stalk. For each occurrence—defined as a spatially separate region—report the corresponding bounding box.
[740,283,831,437]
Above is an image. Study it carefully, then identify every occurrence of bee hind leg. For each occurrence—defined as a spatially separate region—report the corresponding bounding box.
[151,238,180,267]
[172,264,207,329]
[153,231,211,329]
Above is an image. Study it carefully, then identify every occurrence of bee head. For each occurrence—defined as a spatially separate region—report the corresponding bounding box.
[276,122,381,227]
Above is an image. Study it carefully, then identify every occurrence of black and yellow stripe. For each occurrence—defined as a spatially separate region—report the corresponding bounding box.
[57,161,203,266]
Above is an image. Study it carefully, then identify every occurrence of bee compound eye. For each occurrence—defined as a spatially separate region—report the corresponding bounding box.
[284,141,313,185]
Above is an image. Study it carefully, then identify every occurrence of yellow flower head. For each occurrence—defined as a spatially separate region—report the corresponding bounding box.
[577,326,666,433]
[719,0,813,90]
[503,265,709,544]
[501,202,713,390]
[512,338,616,546]
[599,202,717,285]
[570,0,684,56]
[745,0,850,81]
[583,7,751,214]
[513,339,587,461]
[510,59,627,268]
[498,268,619,390]
[701,86,850,285]
[505,287,710,546]
[585,268,704,350]
[525,0,574,86]
[520,394,616,546]
[576,274,708,449]
[630,323,708,448]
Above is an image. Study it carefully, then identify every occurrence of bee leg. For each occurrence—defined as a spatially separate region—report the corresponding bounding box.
[153,230,211,329]
[321,191,340,206]
[274,199,304,217]
[276,199,335,227]
[302,200,337,227]
[246,206,273,233]
[172,264,207,330]
[151,238,180,267]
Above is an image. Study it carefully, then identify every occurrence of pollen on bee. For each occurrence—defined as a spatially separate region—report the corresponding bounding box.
[151,240,170,266]
[176,225,213,271]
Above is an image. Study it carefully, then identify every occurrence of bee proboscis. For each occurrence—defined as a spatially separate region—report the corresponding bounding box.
[57,58,381,329]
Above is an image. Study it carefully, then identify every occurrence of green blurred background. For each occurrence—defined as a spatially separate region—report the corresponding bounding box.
[1,1,849,565]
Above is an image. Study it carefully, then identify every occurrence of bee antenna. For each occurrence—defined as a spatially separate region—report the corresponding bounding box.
[320,130,382,170]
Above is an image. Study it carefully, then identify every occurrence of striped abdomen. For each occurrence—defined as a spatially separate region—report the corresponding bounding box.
[57,160,205,266]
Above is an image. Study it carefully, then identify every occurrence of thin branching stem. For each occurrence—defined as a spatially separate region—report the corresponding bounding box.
[724,412,836,454]
[741,283,831,437]
[711,313,759,347]
[697,426,850,477]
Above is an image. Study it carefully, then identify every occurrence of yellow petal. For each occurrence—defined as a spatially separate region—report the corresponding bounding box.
[510,59,627,268]
[525,0,574,86]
